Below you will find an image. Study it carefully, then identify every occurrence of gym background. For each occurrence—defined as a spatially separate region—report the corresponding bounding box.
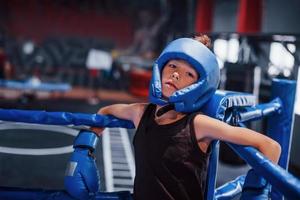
[0,0,300,193]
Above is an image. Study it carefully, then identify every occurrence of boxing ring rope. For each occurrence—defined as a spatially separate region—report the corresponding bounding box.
[0,109,135,129]
[213,98,295,199]
[0,79,71,92]
[0,79,299,200]
[212,79,298,200]
[227,143,300,199]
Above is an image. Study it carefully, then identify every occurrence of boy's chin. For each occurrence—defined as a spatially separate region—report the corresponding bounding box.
[162,92,172,100]
[162,87,177,97]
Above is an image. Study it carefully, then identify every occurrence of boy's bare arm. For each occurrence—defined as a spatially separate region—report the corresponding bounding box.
[91,103,147,136]
[194,114,281,164]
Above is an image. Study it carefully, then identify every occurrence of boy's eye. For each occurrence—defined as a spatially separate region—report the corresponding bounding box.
[187,72,195,78]
[168,64,176,68]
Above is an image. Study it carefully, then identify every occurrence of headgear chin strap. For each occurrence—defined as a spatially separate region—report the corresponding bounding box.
[149,38,220,113]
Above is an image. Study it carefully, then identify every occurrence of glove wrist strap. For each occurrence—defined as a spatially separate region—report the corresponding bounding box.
[74,130,98,151]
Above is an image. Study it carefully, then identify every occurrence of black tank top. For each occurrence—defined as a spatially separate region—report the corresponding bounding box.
[133,104,210,200]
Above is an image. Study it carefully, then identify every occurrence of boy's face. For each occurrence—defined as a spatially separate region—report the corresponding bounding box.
[161,59,199,98]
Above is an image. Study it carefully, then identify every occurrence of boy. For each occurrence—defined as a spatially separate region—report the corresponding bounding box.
[92,35,281,200]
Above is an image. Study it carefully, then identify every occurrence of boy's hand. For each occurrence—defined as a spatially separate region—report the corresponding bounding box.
[90,127,105,136]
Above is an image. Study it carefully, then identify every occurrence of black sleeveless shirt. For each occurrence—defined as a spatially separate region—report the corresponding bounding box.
[133,104,210,200]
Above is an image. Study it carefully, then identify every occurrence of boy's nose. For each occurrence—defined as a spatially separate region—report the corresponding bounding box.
[172,72,179,81]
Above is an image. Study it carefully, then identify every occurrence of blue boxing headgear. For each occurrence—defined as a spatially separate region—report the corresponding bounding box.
[149,38,220,113]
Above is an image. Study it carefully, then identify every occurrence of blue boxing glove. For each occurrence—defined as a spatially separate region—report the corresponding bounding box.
[64,130,100,200]
[240,169,270,200]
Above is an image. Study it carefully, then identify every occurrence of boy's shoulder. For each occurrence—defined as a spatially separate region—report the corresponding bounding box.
[193,113,217,127]
[130,102,149,115]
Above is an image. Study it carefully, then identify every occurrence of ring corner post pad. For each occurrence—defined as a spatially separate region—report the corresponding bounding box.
[200,90,257,200]
[267,79,297,200]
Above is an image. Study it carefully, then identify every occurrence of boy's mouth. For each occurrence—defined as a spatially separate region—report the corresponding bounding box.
[165,81,178,90]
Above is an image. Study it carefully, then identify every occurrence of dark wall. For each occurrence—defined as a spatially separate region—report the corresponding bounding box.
[213,0,300,34]
[213,0,238,32]
[1,0,134,47]
[263,0,300,33]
